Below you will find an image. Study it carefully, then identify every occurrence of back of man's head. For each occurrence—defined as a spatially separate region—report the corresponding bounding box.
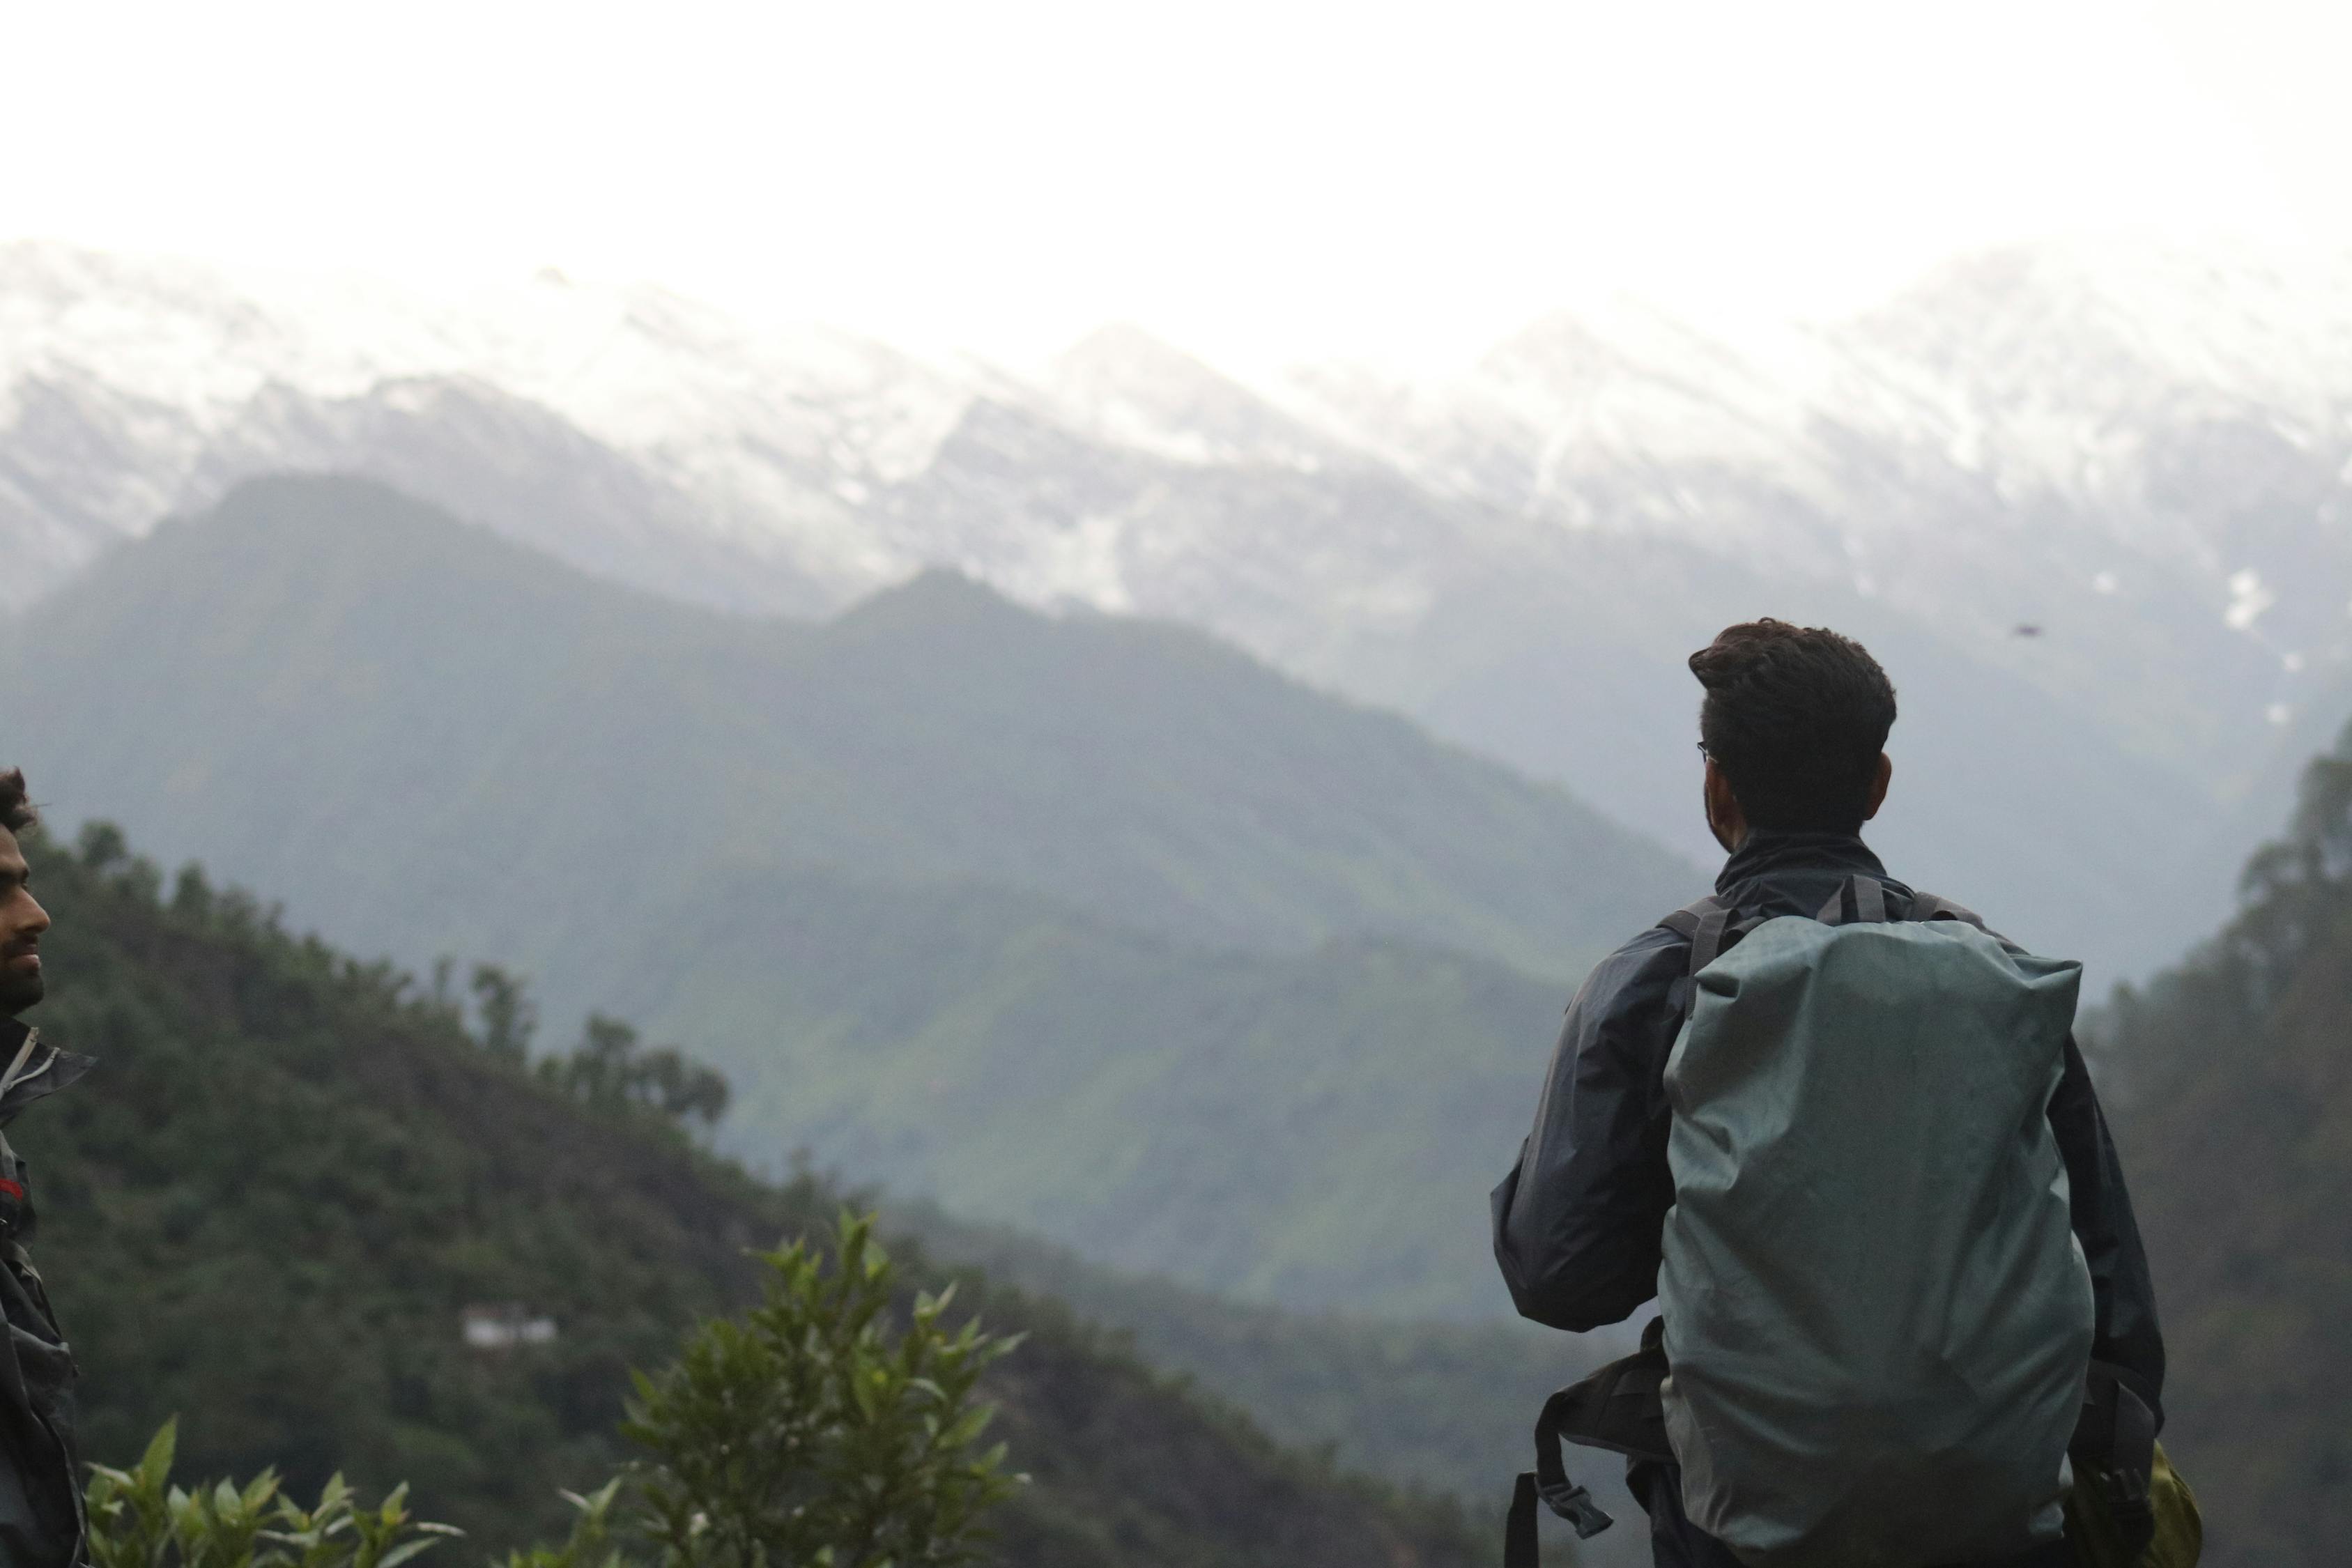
[1690,620,1896,833]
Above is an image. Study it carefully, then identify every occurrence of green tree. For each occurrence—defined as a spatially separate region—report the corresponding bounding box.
[469,964,539,1063]
[622,1213,1022,1568]
[171,864,216,925]
[540,1014,729,1130]
[77,820,128,874]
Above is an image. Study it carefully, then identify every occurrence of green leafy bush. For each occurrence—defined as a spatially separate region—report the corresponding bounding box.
[86,1419,461,1568]
[622,1213,1022,1568]
[490,1482,628,1568]
[87,1214,1021,1568]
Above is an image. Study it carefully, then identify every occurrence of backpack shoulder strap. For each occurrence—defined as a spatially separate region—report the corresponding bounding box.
[1659,894,1773,976]
[1813,877,1996,933]
[1815,874,1889,926]
[1660,895,1732,974]
[1661,896,1730,1017]
[1900,888,1986,928]
[1666,875,1986,970]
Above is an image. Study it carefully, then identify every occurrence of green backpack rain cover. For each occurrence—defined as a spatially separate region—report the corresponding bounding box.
[1658,888,2096,1567]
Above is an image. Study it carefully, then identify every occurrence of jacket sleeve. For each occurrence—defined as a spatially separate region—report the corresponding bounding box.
[2047,1035,2167,1425]
[1491,928,1687,1331]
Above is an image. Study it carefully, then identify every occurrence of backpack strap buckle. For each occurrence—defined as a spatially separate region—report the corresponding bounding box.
[1504,1463,1613,1567]
[1500,1323,1688,1561]
[1537,1474,1612,1537]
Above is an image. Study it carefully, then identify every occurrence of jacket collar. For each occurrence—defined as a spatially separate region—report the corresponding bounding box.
[1714,829,1888,894]
[0,1020,93,1130]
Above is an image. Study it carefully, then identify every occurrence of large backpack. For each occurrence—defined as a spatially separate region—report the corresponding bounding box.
[1507,877,2098,1568]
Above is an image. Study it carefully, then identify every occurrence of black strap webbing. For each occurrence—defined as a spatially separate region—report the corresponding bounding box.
[1503,1467,1609,1568]
[2070,1362,2158,1555]
[1504,1426,1613,1568]
[1691,905,1730,971]
[1505,1473,1539,1568]
[1500,1325,1686,1564]
[1659,896,1734,1012]
[1500,1383,1625,1565]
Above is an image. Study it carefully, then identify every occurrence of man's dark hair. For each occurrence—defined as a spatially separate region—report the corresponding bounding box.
[1690,620,1896,832]
[0,770,31,836]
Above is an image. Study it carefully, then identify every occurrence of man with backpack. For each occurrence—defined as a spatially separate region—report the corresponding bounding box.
[1491,622,2167,1568]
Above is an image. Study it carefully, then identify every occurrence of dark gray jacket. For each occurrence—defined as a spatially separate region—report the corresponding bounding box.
[1491,829,2166,1416]
[0,1017,93,1568]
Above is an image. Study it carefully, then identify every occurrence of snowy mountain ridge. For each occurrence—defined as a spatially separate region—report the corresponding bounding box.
[6,233,2352,981]
[8,233,2351,613]
[1271,237,2352,578]
[0,242,988,594]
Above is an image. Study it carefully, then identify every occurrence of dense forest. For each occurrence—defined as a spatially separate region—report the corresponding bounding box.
[11,823,1484,1567]
[2089,721,2352,1567]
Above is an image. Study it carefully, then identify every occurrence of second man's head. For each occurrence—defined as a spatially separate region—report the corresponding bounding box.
[1689,621,1896,854]
[0,772,47,1018]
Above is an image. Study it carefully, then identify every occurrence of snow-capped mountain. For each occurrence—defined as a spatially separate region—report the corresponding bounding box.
[4,234,2350,980]
[1266,238,2352,794]
[0,243,978,609]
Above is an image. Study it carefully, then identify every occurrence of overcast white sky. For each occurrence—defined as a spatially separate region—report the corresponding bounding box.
[1,0,2344,371]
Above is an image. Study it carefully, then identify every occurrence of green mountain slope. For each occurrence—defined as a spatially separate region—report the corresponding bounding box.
[17,827,1482,1567]
[2084,723,2352,1566]
[0,474,1684,1315]
[610,865,1567,1316]
[1,474,1691,983]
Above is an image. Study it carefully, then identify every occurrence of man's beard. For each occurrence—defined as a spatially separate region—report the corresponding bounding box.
[0,965,41,1017]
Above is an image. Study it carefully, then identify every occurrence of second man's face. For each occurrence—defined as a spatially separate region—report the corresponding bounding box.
[0,829,49,1017]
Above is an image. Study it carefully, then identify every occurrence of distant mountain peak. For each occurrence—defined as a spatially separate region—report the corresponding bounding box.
[837,564,1027,629]
[1043,321,1338,470]
[1053,321,1218,383]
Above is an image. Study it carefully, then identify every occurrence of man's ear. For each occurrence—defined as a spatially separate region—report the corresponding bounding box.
[1861,752,1893,822]
[1704,757,1748,854]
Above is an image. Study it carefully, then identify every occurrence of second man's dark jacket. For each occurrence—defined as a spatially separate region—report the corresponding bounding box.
[0,1017,91,1568]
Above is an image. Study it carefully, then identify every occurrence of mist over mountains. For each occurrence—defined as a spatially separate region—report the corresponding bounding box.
[7,238,2351,981]
[0,475,1693,1318]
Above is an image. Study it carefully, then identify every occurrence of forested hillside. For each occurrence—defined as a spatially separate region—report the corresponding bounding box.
[14,824,1482,1567]
[2089,721,2352,1566]
[0,475,1682,1315]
